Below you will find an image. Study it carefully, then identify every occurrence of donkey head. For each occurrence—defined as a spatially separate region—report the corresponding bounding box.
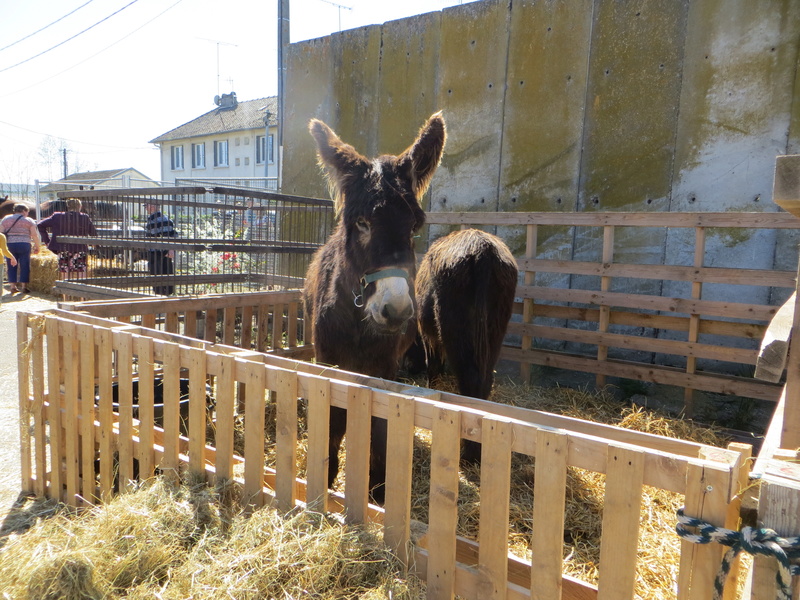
[310,112,446,333]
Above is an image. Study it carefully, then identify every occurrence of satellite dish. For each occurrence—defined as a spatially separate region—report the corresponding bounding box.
[214,95,221,106]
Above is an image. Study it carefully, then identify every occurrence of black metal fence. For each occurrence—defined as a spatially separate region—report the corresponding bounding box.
[47,186,333,299]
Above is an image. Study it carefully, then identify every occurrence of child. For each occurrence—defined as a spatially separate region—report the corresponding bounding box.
[0,232,19,294]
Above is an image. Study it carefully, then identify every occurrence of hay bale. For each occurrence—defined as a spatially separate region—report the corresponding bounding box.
[30,248,58,294]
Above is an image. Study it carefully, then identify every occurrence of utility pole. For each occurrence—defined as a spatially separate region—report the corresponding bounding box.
[62,148,67,178]
[278,0,289,190]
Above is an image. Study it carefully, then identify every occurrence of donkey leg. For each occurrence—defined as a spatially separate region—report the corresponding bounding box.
[328,406,347,489]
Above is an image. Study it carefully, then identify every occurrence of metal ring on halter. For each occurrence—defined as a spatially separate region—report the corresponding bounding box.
[353,267,409,308]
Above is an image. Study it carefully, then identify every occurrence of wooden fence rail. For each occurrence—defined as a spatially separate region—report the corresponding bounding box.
[18,308,757,599]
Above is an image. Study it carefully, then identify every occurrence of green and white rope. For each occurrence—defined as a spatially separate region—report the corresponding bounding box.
[676,507,800,600]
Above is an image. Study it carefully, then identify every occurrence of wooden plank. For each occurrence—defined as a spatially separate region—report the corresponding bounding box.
[427,405,462,600]
[755,291,795,382]
[161,341,182,483]
[750,475,800,600]
[115,330,135,491]
[257,304,268,352]
[517,257,796,289]
[520,224,537,383]
[684,227,706,416]
[165,311,179,334]
[240,305,253,350]
[383,393,416,567]
[204,308,217,343]
[677,462,730,600]
[96,328,114,499]
[213,354,236,483]
[135,335,156,479]
[45,318,63,501]
[141,313,156,330]
[723,443,752,600]
[187,346,207,474]
[531,429,569,600]
[344,386,371,523]
[501,346,781,402]
[425,211,800,229]
[597,446,645,600]
[63,322,80,506]
[243,361,267,508]
[184,310,197,339]
[275,369,299,512]
[508,321,759,365]
[78,323,97,505]
[223,306,236,346]
[271,304,284,350]
[519,301,765,339]
[596,226,614,387]
[286,301,298,348]
[783,258,800,448]
[305,374,331,513]
[16,316,32,493]
[26,316,47,497]
[517,284,780,321]
[477,416,513,600]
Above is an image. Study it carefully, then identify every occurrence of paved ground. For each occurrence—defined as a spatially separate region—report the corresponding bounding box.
[0,291,57,522]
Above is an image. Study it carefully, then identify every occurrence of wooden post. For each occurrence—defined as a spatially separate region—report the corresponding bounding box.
[771,154,800,448]
[596,225,614,388]
[520,224,537,383]
[684,226,706,418]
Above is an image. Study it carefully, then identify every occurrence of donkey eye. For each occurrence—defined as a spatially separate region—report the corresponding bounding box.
[356,217,370,233]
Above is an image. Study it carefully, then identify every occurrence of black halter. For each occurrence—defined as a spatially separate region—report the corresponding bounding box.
[352,267,410,308]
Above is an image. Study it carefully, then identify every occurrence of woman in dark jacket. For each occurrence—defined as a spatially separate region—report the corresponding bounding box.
[37,198,97,279]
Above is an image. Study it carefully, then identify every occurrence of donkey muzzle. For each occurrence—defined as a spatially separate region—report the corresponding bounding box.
[362,268,414,332]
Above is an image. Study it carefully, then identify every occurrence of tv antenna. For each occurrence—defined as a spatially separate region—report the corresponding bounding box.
[198,38,238,96]
[316,0,352,32]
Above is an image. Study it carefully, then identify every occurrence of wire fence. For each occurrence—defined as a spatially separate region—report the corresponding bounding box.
[47,186,333,299]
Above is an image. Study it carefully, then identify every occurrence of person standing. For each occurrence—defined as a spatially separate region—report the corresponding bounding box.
[1,204,41,294]
[144,202,177,295]
[37,198,98,280]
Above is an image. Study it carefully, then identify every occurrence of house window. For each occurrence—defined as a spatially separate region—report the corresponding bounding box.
[257,135,275,165]
[191,143,205,168]
[170,145,184,170]
[214,140,229,167]
[235,157,241,167]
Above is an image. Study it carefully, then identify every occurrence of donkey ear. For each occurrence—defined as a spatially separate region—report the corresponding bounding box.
[398,111,446,200]
[309,118,367,176]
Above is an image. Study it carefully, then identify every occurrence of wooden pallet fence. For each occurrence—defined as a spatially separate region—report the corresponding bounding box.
[426,211,799,415]
[61,290,310,359]
[18,308,753,600]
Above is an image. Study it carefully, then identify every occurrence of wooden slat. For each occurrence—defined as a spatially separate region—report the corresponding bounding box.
[135,335,156,479]
[427,405,462,600]
[596,225,614,387]
[597,446,645,600]
[517,257,796,288]
[240,305,254,350]
[115,331,135,491]
[187,346,207,474]
[344,386,371,523]
[213,354,236,483]
[26,316,47,497]
[184,310,197,339]
[243,361,267,508]
[272,304,285,350]
[507,322,758,365]
[16,315,32,492]
[383,393,416,567]
[478,416,513,600]
[141,313,156,330]
[96,328,114,499]
[287,301,299,348]
[531,429,569,600]
[223,306,236,346]
[204,308,217,342]
[274,369,299,511]
[305,374,331,513]
[426,211,800,229]
[78,323,97,505]
[501,346,781,402]
[257,304,268,352]
[165,311,179,333]
[46,318,63,501]
[520,224,537,383]
[161,341,182,483]
[518,284,780,321]
[63,322,80,506]
[684,227,706,416]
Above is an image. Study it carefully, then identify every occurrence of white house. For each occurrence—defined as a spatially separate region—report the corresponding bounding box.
[38,168,159,202]
[149,94,278,188]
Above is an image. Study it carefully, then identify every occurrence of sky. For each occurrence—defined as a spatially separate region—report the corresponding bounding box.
[0,0,475,186]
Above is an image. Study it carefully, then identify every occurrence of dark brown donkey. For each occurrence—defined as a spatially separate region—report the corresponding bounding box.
[416,228,518,463]
[303,112,446,503]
